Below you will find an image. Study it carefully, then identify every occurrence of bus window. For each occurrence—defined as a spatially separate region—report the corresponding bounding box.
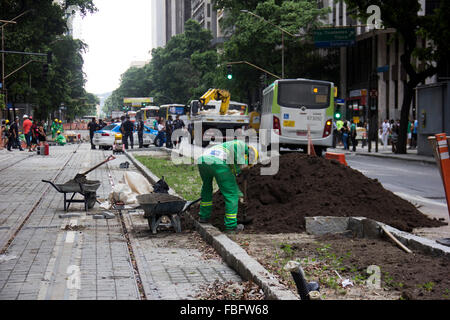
[278,81,330,109]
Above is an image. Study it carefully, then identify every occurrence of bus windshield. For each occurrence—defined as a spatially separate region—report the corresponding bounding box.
[145,109,159,118]
[278,81,330,109]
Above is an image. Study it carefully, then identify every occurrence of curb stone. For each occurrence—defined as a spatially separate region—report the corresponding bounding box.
[125,150,299,300]
[305,216,450,258]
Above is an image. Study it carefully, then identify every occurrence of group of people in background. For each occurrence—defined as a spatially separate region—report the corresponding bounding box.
[0,115,47,151]
[88,117,107,149]
[150,115,186,149]
[334,118,418,153]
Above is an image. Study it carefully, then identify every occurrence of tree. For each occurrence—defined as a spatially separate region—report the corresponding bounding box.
[345,0,450,153]
[0,0,97,120]
[214,0,335,105]
[149,19,219,104]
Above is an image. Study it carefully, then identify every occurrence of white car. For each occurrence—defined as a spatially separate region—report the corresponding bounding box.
[93,122,157,149]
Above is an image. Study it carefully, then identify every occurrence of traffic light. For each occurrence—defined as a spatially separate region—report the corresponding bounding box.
[141,102,147,107]
[226,65,232,80]
[334,109,341,120]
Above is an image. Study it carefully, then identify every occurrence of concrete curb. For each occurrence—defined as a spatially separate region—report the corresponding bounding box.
[354,152,436,165]
[125,150,299,300]
[305,216,450,258]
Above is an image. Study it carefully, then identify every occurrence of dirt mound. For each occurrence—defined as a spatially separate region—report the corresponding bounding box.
[193,153,446,233]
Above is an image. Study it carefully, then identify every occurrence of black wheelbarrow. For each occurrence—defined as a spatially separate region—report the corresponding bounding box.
[137,193,201,234]
[42,179,101,211]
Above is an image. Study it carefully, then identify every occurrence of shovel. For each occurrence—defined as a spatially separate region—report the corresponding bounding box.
[73,155,116,183]
[238,170,253,225]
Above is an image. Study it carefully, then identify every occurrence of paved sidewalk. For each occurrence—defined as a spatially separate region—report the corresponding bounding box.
[327,142,436,164]
[0,143,241,300]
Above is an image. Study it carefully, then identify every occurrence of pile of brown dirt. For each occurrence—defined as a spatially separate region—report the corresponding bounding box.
[193,153,446,233]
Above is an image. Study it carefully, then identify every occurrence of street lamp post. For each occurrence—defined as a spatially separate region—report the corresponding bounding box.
[240,10,299,79]
[1,10,32,120]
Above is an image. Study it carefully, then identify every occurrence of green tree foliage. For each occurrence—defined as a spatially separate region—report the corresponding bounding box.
[345,0,450,153]
[215,0,336,105]
[104,19,219,115]
[0,0,97,120]
[149,19,219,105]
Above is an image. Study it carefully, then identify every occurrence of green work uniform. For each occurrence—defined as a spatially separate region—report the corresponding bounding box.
[58,123,64,133]
[51,122,58,139]
[197,140,249,230]
[55,134,66,146]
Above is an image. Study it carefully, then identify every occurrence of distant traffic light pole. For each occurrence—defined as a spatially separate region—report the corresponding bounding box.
[225,60,281,80]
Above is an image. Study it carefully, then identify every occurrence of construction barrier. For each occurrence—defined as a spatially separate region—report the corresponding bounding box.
[325,152,348,166]
[434,134,450,217]
[63,122,88,130]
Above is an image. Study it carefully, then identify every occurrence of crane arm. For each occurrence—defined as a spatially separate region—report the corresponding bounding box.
[199,88,231,115]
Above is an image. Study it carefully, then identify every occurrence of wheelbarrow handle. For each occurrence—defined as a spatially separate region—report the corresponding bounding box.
[42,179,62,193]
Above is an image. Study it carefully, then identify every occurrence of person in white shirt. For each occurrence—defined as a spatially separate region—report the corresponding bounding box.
[381,119,390,149]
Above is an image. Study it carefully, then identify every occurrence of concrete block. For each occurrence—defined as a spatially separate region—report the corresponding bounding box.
[305,216,349,236]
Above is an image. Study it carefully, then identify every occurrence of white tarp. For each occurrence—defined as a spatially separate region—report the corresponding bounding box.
[107,172,154,207]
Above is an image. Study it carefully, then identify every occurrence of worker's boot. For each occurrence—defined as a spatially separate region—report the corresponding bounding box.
[225,224,244,234]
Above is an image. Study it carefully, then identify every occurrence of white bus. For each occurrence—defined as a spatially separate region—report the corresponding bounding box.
[137,106,160,127]
[260,78,335,156]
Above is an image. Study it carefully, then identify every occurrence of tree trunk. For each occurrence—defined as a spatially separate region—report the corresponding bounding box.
[397,83,415,154]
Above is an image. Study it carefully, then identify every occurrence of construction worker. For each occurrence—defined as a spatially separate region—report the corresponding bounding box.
[51,118,59,139]
[58,120,64,133]
[55,131,66,146]
[197,140,258,233]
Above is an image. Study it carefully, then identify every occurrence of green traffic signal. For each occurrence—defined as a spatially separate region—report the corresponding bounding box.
[227,65,232,80]
[334,112,341,119]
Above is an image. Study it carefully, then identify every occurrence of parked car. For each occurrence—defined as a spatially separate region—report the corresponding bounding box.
[93,122,157,149]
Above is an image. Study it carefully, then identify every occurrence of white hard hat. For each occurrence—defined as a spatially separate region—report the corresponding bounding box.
[23,114,28,118]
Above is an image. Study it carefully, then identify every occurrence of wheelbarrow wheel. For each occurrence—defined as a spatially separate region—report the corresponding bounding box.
[86,192,97,209]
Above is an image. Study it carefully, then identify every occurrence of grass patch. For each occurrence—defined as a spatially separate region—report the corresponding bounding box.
[135,155,218,201]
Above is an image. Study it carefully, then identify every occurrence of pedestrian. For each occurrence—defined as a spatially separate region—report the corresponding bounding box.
[7,117,23,151]
[173,114,186,148]
[166,115,174,149]
[341,122,349,150]
[0,120,7,149]
[155,118,166,147]
[51,118,59,139]
[407,118,412,149]
[391,121,399,153]
[136,116,145,148]
[58,120,64,133]
[98,119,106,129]
[22,115,33,152]
[381,119,390,150]
[37,121,47,147]
[3,119,11,149]
[30,116,39,151]
[197,140,259,234]
[350,120,357,152]
[336,118,344,146]
[411,118,418,149]
[122,116,134,149]
[88,117,98,150]
[361,121,368,148]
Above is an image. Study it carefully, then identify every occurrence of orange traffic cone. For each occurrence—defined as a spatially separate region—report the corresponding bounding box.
[307,125,317,157]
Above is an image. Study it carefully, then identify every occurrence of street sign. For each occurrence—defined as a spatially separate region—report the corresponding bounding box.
[377,65,389,73]
[335,98,345,104]
[313,27,356,48]
[123,97,154,107]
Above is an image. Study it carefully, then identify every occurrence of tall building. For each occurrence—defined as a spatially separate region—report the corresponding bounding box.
[152,0,191,49]
[322,0,447,124]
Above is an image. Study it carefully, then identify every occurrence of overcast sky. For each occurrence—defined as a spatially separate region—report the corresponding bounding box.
[74,0,153,95]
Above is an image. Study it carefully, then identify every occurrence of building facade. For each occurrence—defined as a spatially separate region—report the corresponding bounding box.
[152,0,191,49]
[323,0,447,126]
